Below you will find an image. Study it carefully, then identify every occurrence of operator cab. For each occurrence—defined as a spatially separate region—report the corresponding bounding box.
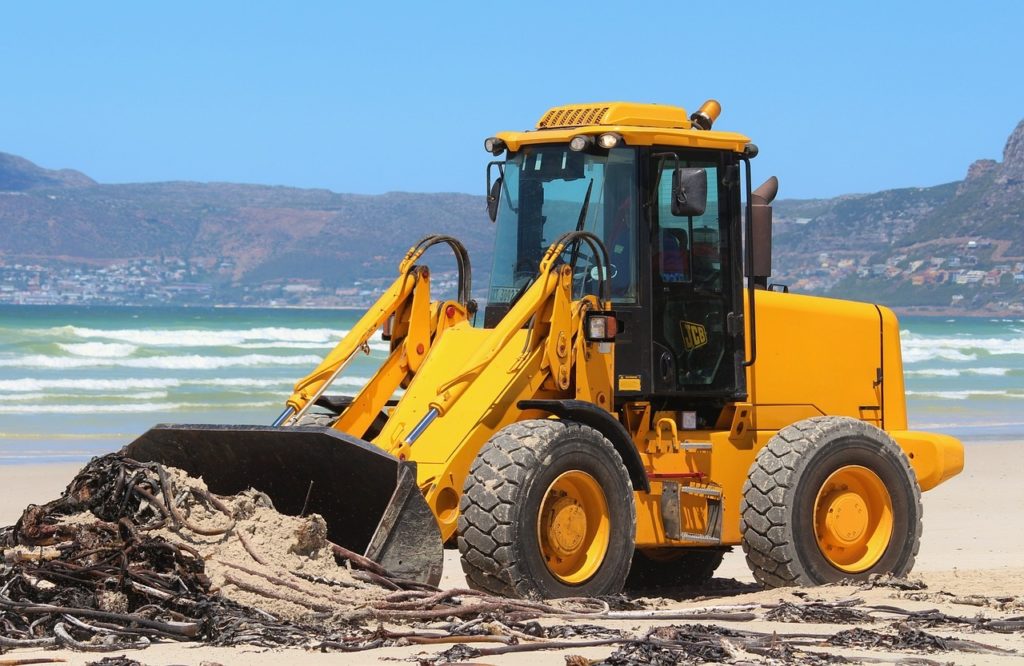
[483,102,753,427]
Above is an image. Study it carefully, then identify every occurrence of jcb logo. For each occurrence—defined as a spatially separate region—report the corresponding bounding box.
[681,321,707,351]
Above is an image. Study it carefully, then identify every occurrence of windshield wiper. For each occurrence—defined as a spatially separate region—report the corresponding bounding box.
[568,178,594,269]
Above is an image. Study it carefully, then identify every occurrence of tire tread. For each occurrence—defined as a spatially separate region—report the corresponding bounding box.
[457,420,635,598]
[740,416,922,587]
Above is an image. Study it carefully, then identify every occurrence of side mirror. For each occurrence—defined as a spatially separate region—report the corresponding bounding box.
[487,176,502,222]
[671,168,707,217]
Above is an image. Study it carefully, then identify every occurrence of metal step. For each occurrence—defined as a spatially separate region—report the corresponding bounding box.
[679,486,722,499]
[680,441,712,452]
[676,531,722,545]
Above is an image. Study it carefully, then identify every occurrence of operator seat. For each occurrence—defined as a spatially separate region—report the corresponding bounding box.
[656,227,690,283]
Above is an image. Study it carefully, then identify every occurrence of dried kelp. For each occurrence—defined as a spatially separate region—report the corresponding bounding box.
[766,600,872,624]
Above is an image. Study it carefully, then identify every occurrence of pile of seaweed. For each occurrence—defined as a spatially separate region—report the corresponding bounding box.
[0,454,369,651]
[0,454,610,654]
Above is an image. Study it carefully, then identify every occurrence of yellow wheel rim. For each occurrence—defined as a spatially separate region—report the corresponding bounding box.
[813,465,894,573]
[537,471,610,584]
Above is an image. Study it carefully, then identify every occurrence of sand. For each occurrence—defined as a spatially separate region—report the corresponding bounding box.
[1,440,1023,664]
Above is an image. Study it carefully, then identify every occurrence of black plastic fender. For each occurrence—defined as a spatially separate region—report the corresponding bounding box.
[517,399,650,492]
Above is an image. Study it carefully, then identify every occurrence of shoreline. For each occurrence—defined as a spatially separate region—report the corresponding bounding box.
[1,302,1020,319]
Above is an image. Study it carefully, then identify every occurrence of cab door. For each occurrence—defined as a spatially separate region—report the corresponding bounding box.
[649,153,740,398]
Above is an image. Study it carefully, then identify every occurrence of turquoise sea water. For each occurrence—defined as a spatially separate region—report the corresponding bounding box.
[0,305,1020,463]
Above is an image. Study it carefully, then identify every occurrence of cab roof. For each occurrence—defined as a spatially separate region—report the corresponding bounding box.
[495,101,750,153]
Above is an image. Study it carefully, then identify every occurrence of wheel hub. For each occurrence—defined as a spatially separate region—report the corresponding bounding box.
[536,470,610,584]
[813,465,894,573]
[545,495,587,556]
[823,491,868,543]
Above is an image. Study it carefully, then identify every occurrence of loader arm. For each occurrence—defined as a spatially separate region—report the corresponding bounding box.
[374,232,617,541]
[282,236,471,427]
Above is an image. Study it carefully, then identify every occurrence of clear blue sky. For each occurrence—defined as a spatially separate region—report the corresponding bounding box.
[2,2,1021,200]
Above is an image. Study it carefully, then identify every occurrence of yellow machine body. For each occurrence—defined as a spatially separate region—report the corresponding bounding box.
[126,101,964,591]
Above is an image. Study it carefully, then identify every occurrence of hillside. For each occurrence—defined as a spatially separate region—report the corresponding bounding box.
[1,119,1022,312]
[0,162,495,305]
[772,120,1024,313]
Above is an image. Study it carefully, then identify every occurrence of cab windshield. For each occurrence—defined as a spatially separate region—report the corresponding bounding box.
[488,145,638,304]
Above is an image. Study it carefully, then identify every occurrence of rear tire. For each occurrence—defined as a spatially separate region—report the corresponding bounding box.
[741,416,921,587]
[457,419,636,599]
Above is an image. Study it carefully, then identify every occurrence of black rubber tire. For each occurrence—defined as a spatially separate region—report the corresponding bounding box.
[294,412,336,427]
[457,419,636,599]
[626,548,727,589]
[294,411,388,440]
[740,416,922,587]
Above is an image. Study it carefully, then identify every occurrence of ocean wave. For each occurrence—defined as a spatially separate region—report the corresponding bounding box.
[42,325,349,347]
[57,342,139,358]
[900,332,1024,360]
[0,392,48,402]
[0,432,136,440]
[187,378,294,389]
[234,342,335,350]
[0,378,183,392]
[904,367,1011,377]
[901,349,977,364]
[0,452,97,461]
[0,391,170,402]
[0,354,324,370]
[0,401,279,415]
[906,389,1024,400]
[0,376,373,392]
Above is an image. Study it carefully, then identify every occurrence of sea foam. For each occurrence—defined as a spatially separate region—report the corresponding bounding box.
[906,389,1023,400]
[904,367,1012,377]
[0,354,324,370]
[57,342,139,357]
[0,401,280,415]
[900,332,1024,362]
[46,326,347,347]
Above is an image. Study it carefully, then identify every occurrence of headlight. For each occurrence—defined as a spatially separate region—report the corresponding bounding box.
[584,311,619,343]
[597,132,623,149]
[484,137,506,155]
[569,135,594,152]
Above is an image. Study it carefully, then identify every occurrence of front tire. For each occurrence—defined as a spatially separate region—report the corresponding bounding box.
[740,416,921,587]
[457,419,636,598]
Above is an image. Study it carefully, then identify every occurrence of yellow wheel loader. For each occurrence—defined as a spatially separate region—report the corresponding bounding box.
[125,101,964,598]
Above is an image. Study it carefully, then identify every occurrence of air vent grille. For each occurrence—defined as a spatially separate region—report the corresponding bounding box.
[537,106,609,129]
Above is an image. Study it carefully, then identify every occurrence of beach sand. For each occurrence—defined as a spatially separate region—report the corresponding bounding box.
[2,441,1023,664]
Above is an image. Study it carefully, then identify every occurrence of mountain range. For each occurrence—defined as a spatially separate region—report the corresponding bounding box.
[771,119,1023,312]
[1,119,1022,312]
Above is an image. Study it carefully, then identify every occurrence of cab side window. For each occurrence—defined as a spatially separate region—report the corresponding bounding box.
[652,160,729,391]
[655,164,721,290]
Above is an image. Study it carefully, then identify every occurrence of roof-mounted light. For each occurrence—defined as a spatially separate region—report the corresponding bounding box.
[569,135,594,152]
[484,137,506,156]
[689,99,722,130]
[597,132,623,149]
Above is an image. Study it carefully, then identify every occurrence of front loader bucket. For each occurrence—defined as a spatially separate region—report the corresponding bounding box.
[122,424,443,586]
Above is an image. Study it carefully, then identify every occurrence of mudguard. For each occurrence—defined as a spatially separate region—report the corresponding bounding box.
[123,424,443,586]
